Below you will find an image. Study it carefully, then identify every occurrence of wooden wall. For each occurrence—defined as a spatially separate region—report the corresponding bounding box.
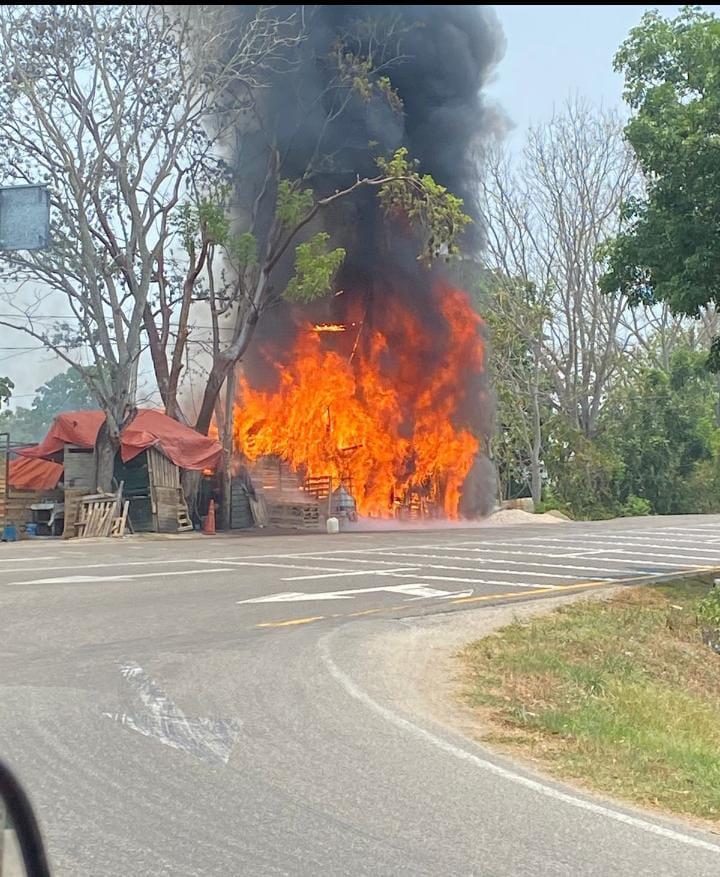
[147,447,184,533]
[64,445,96,490]
[0,487,63,533]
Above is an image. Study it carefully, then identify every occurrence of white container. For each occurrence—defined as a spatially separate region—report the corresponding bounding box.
[326,516,339,534]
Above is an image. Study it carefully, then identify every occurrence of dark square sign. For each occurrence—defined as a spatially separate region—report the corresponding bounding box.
[0,185,50,251]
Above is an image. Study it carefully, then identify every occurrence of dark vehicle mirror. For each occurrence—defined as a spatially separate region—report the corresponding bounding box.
[0,761,50,877]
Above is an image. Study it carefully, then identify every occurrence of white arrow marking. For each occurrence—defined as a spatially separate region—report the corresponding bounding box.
[237,583,469,603]
[104,662,241,765]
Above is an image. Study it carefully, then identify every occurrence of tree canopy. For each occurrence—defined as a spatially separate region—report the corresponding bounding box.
[0,368,96,444]
[601,7,720,366]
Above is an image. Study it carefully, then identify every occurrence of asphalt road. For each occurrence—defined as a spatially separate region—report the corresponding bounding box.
[2,514,720,875]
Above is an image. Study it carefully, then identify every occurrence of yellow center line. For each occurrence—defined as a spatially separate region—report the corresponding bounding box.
[256,615,326,628]
[344,607,384,618]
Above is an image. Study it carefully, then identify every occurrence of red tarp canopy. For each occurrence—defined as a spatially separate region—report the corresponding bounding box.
[8,456,64,491]
[19,409,223,471]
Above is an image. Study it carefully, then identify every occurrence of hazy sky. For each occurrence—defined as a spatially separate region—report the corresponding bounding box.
[3,5,719,404]
[486,5,719,140]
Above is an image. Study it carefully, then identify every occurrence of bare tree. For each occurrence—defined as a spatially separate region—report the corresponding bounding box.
[481,100,639,439]
[0,4,299,485]
[480,277,549,504]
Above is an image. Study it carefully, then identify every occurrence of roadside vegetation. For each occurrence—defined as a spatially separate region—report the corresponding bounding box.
[461,7,720,521]
[461,578,720,822]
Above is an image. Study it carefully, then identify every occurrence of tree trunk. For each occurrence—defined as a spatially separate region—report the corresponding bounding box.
[195,356,234,435]
[144,305,170,408]
[195,291,263,435]
[530,358,543,506]
[530,451,542,506]
[220,366,235,531]
[94,423,118,492]
[181,469,201,527]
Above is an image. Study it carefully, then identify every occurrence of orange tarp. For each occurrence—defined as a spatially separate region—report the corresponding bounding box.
[19,410,105,460]
[121,410,223,470]
[19,409,222,471]
[8,456,64,491]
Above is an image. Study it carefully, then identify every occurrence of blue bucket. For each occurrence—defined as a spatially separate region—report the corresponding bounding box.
[2,524,18,542]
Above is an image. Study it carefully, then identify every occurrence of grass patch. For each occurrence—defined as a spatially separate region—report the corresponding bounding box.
[460,577,720,821]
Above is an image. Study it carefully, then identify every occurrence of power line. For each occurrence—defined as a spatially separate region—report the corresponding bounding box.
[0,313,239,331]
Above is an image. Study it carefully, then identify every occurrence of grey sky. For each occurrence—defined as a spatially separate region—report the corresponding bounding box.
[2,5,718,406]
[486,5,719,140]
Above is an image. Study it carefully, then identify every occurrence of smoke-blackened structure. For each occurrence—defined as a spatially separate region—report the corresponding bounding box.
[231,5,505,518]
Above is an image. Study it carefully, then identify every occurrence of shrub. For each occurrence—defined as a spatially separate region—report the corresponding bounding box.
[697,587,720,629]
[621,495,652,517]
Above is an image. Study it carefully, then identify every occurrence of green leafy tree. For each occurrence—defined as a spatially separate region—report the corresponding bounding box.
[0,376,13,408]
[0,368,96,444]
[601,7,720,367]
[542,418,624,520]
[599,349,720,515]
[474,273,551,505]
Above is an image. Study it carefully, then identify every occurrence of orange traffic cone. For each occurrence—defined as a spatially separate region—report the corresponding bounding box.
[202,499,216,535]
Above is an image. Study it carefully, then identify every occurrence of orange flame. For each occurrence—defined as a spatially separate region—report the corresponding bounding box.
[234,283,484,518]
[312,322,347,333]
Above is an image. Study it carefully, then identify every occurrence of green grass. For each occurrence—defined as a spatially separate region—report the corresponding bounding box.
[460,577,720,821]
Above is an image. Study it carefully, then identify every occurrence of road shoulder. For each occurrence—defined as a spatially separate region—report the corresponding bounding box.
[355,587,720,836]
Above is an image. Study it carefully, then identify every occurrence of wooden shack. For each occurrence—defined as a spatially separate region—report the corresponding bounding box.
[114,446,192,533]
[12,409,221,537]
[0,455,64,536]
[63,444,96,489]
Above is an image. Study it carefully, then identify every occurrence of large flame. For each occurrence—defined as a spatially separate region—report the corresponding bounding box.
[233,283,484,518]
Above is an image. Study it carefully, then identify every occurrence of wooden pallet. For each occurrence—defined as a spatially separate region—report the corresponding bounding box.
[267,501,321,530]
[177,503,193,532]
[76,484,128,538]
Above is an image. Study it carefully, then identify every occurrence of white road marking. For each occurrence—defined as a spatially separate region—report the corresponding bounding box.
[348,551,621,578]
[524,538,720,560]
[281,567,419,581]
[380,572,558,589]
[237,583,463,603]
[10,568,233,585]
[0,555,59,562]
[104,662,241,765]
[390,547,697,570]
[276,554,424,567]
[200,559,355,573]
[0,557,250,575]
[318,636,720,856]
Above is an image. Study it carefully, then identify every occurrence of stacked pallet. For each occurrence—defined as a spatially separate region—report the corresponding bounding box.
[247,455,322,530]
[304,475,332,501]
[267,501,321,530]
[147,447,193,533]
[76,486,129,538]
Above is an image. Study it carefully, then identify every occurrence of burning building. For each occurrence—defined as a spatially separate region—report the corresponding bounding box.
[226,5,505,522]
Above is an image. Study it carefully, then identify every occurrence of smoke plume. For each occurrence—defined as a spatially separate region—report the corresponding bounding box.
[230,5,505,518]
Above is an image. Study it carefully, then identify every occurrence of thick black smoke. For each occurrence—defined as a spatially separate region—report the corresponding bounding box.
[231,5,505,517]
[235,5,504,256]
